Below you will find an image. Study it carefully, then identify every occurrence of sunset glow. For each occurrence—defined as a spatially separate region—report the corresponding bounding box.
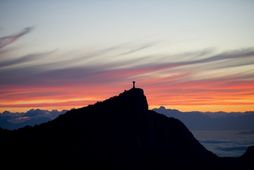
[1,0,254,112]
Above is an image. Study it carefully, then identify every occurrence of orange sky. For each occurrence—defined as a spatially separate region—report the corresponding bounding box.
[0,77,253,112]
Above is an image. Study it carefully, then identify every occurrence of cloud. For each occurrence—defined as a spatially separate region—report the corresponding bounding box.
[238,130,254,135]
[0,50,55,68]
[1,46,254,88]
[202,140,232,144]
[46,42,157,69]
[0,27,34,49]
[115,43,155,57]
[0,30,254,112]
[134,48,254,72]
[217,146,247,152]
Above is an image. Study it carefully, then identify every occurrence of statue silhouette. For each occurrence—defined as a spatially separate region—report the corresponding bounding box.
[132,81,136,88]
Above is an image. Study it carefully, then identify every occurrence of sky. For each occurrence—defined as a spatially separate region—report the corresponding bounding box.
[0,0,254,112]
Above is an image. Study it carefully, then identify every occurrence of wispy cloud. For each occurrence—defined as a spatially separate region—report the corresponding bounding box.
[0,27,33,49]
[1,45,254,88]
[0,28,254,112]
[131,48,254,73]
[3,33,253,86]
[0,50,55,68]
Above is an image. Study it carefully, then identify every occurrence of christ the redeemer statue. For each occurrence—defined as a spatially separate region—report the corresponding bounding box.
[132,81,136,89]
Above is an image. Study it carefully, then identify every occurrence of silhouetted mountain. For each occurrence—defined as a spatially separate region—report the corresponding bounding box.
[0,88,253,169]
[0,109,66,130]
[242,146,254,161]
[154,106,254,130]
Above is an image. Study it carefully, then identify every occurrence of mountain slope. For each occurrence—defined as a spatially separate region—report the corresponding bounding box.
[0,88,253,169]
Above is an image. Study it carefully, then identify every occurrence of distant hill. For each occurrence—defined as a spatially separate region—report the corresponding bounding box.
[0,88,253,169]
[2,105,254,131]
[153,106,254,131]
[0,109,66,130]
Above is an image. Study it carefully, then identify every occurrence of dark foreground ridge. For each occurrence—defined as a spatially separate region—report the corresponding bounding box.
[0,88,253,169]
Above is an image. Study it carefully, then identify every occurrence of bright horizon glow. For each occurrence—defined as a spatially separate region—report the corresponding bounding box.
[0,0,254,112]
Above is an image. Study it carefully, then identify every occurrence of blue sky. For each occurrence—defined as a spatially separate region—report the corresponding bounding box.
[1,0,253,51]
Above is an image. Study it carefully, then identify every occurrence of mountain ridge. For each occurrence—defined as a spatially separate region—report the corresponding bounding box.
[0,87,253,169]
[154,106,254,130]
